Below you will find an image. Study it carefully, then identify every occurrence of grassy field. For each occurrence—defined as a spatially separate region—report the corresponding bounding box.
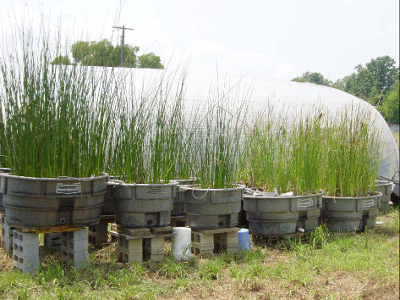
[0,208,398,300]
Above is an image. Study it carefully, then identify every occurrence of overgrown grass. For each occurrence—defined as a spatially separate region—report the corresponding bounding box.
[0,208,398,299]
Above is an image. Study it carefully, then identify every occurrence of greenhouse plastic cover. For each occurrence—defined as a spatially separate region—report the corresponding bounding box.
[121,68,399,195]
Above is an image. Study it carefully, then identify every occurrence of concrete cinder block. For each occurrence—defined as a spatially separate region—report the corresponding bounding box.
[61,249,89,270]
[143,236,164,250]
[61,239,88,252]
[13,230,39,246]
[61,229,89,270]
[13,243,39,257]
[13,253,40,274]
[12,230,40,274]
[191,232,213,245]
[62,250,89,262]
[118,237,144,263]
[1,218,13,255]
[62,228,88,242]
[44,233,62,251]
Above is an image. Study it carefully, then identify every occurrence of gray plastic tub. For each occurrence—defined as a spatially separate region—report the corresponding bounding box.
[1,173,108,228]
[171,178,198,216]
[243,191,323,237]
[112,182,178,228]
[101,181,116,216]
[375,180,393,212]
[183,186,244,230]
[322,192,382,232]
[0,168,11,212]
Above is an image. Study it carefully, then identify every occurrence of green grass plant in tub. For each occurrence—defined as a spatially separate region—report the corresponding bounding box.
[0,24,114,228]
[110,72,185,228]
[183,95,248,230]
[242,105,326,236]
[321,106,383,232]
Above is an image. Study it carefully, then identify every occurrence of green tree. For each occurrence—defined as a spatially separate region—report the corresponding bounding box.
[51,55,72,65]
[335,65,376,101]
[366,56,398,94]
[71,41,90,64]
[292,71,332,86]
[137,52,164,69]
[71,39,139,67]
[378,80,399,124]
[331,56,399,123]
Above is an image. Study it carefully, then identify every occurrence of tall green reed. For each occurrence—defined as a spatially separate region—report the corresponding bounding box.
[322,105,382,197]
[111,69,187,184]
[243,103,326,195]
[0,24,117,177]
[286,108,326,194]
[191,95,249,189]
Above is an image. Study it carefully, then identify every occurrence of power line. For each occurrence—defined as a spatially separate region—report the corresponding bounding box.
[112,25,134,67]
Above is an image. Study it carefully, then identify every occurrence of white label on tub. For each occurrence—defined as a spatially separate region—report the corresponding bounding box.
[363,199,374,209]
[148,187,162,195]
[298,198,313,208]
[56,183,81,194]
[222,191,234,198]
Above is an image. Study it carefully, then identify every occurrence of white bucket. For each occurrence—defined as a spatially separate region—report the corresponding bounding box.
[172,227,191,261]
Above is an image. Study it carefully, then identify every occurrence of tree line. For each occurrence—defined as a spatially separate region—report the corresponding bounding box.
[51,39,164,69]
[292,56,399,124]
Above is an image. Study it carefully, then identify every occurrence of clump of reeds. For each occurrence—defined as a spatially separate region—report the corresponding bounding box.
[0,25,117,178]
[244,102,382,197]
[243,103,326,195]
[322,105,382,197]
[110,69,187,184]
[189,88,249,189]
[285,107,326,194]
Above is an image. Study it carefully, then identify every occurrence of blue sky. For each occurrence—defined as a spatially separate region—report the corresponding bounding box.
[1,0,398,81]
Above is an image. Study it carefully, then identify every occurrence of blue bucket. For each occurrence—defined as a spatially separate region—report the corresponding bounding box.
[238,228,252,251]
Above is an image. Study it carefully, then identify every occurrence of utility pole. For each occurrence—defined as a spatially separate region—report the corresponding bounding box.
[112,25,134,67]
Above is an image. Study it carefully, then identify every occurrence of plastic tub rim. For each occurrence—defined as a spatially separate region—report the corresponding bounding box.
[322,191,382,201]
[243,190,324,200]
[111,181,178,188]
[184,185,245,193]
[1,172,109,182]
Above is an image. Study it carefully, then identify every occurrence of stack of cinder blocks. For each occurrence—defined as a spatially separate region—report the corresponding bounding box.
[44,233,62,251]
[112,226,171,263]
[191,227,239,256]
[61,229,89,270]
[1,214,13,255]
[12,230,40,274]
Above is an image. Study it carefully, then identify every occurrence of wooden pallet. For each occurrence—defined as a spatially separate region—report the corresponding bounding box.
[191,227,239,256]
[15,226,83,235]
